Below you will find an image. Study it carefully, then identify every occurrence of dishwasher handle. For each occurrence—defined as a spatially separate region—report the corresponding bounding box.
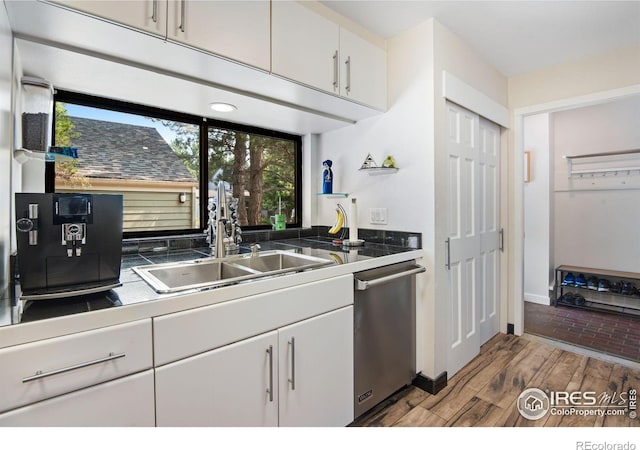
[355,264,425,290]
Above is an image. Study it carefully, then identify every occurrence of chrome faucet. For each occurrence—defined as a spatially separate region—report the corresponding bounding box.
[250,243,261,256]
[207,181,241,258]
[215,219,228,258]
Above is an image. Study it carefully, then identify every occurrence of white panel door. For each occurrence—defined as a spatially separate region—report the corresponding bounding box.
[155,330,279,427]
[445,102,501,376]
[478,118,501,343]
[278,306,354,427]
[446,102,482,376]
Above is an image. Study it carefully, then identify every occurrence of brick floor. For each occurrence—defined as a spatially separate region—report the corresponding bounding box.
[524,301,640,362]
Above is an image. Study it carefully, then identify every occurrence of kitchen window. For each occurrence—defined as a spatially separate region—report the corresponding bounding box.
[50,91,302,237]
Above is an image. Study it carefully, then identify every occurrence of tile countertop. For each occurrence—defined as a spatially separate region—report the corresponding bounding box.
[0,237,423,337]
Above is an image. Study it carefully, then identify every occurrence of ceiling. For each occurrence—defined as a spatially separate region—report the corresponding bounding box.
[320,1,640,76]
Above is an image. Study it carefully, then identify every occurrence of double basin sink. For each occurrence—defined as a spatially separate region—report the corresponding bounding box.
[132,250,335,294]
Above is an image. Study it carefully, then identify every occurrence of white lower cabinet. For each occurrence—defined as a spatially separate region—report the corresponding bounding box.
[155,306,354,427]
[0,370,155,426]
[155,330,279,427]
[0,319,153,413]
[277,306,354,427]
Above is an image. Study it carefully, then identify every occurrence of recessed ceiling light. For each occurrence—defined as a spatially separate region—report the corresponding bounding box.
[209,102,237,112]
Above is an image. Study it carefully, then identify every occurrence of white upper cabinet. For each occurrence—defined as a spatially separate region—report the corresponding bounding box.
[47,0,386,111]
[167,0,271,71]
[272,1,387,110]
[339,28,387,111]
[51,0,167,36]
[271,1,340,94]
[51,0,270,71]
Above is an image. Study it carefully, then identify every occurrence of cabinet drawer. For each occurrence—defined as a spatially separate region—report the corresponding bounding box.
[0,319,152,413]
[154,274,353,365]
[0,370,155,427]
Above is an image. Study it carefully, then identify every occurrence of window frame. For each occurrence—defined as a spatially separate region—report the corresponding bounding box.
[51,90,303,238]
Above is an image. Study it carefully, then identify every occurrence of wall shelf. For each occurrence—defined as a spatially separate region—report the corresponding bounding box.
[316,193,348,198]
[564,148,640,178]
[358,167,399,175]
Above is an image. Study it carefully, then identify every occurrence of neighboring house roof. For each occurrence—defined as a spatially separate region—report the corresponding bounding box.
[68,116,196,183]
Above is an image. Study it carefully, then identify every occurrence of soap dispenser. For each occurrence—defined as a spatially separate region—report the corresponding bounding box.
[322,160,333,194]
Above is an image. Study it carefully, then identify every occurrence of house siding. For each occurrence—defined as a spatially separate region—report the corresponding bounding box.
[57,188,198,231]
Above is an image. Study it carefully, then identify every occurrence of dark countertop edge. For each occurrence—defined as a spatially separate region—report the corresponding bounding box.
[0,249,424,349]
[0,236,423,345]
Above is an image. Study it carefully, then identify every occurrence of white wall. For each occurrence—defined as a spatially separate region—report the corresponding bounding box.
[508,46,640,110]
[316,20,436,377]
[523,113,552,305]
[0,4,13,292]
[316,18,508,379]
[552,97,640,273]
[315,20,434,233]
[507,45,640,330]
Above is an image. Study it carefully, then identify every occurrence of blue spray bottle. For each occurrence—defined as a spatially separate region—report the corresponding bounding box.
[322,160,333,194]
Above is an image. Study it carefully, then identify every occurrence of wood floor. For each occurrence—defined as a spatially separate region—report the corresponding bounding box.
[352,333,640,427]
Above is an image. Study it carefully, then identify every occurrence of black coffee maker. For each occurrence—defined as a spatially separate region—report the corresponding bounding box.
[15,193,123,300]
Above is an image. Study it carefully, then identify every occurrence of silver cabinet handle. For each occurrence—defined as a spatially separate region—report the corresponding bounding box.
[288,337,295,390]
[332,50,338,91]
[266,345,274,402]
[179,0,185,32]
[22,352,126,383]
[499,228,504,252]
[445,238,451,270]
[345,56,351,94]
[151,0,157,23]
[355,265,425,291]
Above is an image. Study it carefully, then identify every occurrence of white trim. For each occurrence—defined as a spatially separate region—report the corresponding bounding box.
[442,70,509,128]
[515,85,640,116]
[524,293,550,306]
[513,115,525,335]
[512,84,640,335]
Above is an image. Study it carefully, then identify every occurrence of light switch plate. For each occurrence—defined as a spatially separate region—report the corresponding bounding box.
[369,208,388,225]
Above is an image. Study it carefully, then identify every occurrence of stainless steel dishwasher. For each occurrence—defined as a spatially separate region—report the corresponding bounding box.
[354,261,426,418]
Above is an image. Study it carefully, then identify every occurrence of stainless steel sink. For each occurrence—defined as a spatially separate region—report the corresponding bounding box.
[132,259,261,293]
[230,251,334,273]
[132,250,334,294]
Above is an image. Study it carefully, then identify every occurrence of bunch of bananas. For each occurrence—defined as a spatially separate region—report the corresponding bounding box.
[328,207,345,234]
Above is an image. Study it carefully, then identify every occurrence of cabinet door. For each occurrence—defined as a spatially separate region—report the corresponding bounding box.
[0,370,155,427]
[0,319,152,413]
[272,1,340,93]
[168,0,270,71]
[155,330,278,427]
[51,0,167,36]
[339,28,387,111]
[278,306,354,427]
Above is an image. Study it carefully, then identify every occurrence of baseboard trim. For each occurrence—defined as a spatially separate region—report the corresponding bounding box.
[524,293,550,305]
[413,371,447,394]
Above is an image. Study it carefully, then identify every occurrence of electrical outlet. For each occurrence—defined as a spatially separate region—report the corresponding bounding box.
[369,208,388,225]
